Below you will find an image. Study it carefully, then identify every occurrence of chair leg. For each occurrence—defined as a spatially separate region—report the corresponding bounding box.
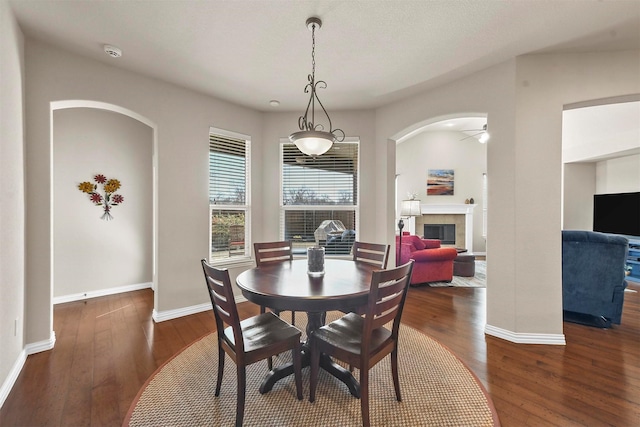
[309,337,321,402]
[292,342,303,400]
[391,348,402,401]
[215,345,225,396]
[235,365,246,427]
[291,310,296,326]
[360,369,370,427]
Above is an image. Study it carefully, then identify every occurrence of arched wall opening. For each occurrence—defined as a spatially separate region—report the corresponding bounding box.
[50,100,158,330]
[561,94,640,231]
[392,112,489,255]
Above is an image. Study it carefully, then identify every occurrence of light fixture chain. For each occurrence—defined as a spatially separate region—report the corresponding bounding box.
[310,23,316,129]
[311,23,316,80]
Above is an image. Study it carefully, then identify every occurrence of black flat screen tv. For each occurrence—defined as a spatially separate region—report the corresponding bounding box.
[593,192,640,237]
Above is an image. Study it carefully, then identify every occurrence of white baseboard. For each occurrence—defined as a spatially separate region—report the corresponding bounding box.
[0,349,26,409]
[485,324,566,345]
[1,332,56,409]
[152,303,210,322]
[53,282,153,305]
[25,331,57,355]
[151,294,249,323]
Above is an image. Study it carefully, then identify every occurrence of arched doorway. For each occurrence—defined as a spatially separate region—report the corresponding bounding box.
[50,101,158,319]
[393,113,488,256]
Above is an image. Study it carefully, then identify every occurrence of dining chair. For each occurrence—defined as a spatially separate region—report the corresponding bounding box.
[201,259,303,427]
[253,241,297,370]
[342,241,391,320]
[309,260,415,427]
[352,241,390,269]
[253,240,297,324]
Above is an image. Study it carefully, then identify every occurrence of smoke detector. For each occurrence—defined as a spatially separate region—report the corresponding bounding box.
[103,45,122,58]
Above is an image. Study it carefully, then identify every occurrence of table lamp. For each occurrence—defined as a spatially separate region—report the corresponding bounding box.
[397,199,421,265]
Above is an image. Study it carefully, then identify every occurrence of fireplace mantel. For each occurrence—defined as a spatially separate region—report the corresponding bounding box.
[421,204,477,215]
[421,204,476,250]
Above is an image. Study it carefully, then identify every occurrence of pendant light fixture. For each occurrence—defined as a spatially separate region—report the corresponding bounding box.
[289,17,344,157]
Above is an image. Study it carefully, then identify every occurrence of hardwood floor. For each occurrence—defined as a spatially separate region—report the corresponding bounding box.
[1,281,639,426]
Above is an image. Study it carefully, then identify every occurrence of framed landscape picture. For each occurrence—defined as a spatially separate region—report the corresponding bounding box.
[427,169,454,195]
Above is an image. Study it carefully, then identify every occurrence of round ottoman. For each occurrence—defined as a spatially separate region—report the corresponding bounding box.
[453,253,476,277]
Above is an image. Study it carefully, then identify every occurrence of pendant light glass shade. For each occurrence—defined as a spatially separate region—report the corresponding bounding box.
[289,130,335,156]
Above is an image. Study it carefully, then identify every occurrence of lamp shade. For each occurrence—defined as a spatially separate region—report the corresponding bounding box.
[478,131,490,144]
[289,130,335,156]
[400,199,421,217]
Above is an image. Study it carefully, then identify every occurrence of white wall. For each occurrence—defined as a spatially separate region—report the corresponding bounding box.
[396,130,487,253]
[53,108,153,298]
[0,0,26,405]
[563,101,640,163]
[562,163,596,230]
[596,154,640,194]
[24,39,263,344]
[507,51,638,336]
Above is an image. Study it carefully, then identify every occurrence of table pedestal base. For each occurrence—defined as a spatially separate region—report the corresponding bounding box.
[258,311,360,398]
[258,353,360,398]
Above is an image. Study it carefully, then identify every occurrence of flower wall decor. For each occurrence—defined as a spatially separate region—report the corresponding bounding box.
[78,174,124,220]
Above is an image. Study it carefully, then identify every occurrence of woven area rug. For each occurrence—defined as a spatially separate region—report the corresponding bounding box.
[124,312,499,426]
[430,261,486,288]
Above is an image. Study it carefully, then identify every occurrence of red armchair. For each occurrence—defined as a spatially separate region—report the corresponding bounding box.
[396,234,458,286]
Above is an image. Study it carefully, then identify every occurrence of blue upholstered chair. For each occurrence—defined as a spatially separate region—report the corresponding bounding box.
[562,230,629,328]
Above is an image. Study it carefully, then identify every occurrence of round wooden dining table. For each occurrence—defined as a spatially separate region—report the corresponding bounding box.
[236,258,378,398]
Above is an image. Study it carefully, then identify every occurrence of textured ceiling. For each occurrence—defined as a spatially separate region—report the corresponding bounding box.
[9,0,640,112]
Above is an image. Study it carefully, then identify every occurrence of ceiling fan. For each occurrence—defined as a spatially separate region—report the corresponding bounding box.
[460,123,490,143]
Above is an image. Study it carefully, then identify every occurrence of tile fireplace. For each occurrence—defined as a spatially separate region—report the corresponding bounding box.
[420,204,476,250]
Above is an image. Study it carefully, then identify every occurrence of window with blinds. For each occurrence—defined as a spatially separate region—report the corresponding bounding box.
[281,140,359,254]
[209,129,250,262]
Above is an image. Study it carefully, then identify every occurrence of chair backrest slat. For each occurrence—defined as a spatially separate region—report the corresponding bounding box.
[201,259,244,352]
[374,288,404,316]
[352,241,390,269]
[254,241,293,266]
[372,290,405,329]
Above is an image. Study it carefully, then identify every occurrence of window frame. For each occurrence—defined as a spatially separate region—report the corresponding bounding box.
[279,137,360,257]
[208,126,252,266]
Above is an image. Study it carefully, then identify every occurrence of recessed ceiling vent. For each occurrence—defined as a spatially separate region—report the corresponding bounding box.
[103,44,122,58]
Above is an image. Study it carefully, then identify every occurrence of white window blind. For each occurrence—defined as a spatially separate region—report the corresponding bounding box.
[282,142,358,206]
[210,134,246,205]
[209,129,250,262]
